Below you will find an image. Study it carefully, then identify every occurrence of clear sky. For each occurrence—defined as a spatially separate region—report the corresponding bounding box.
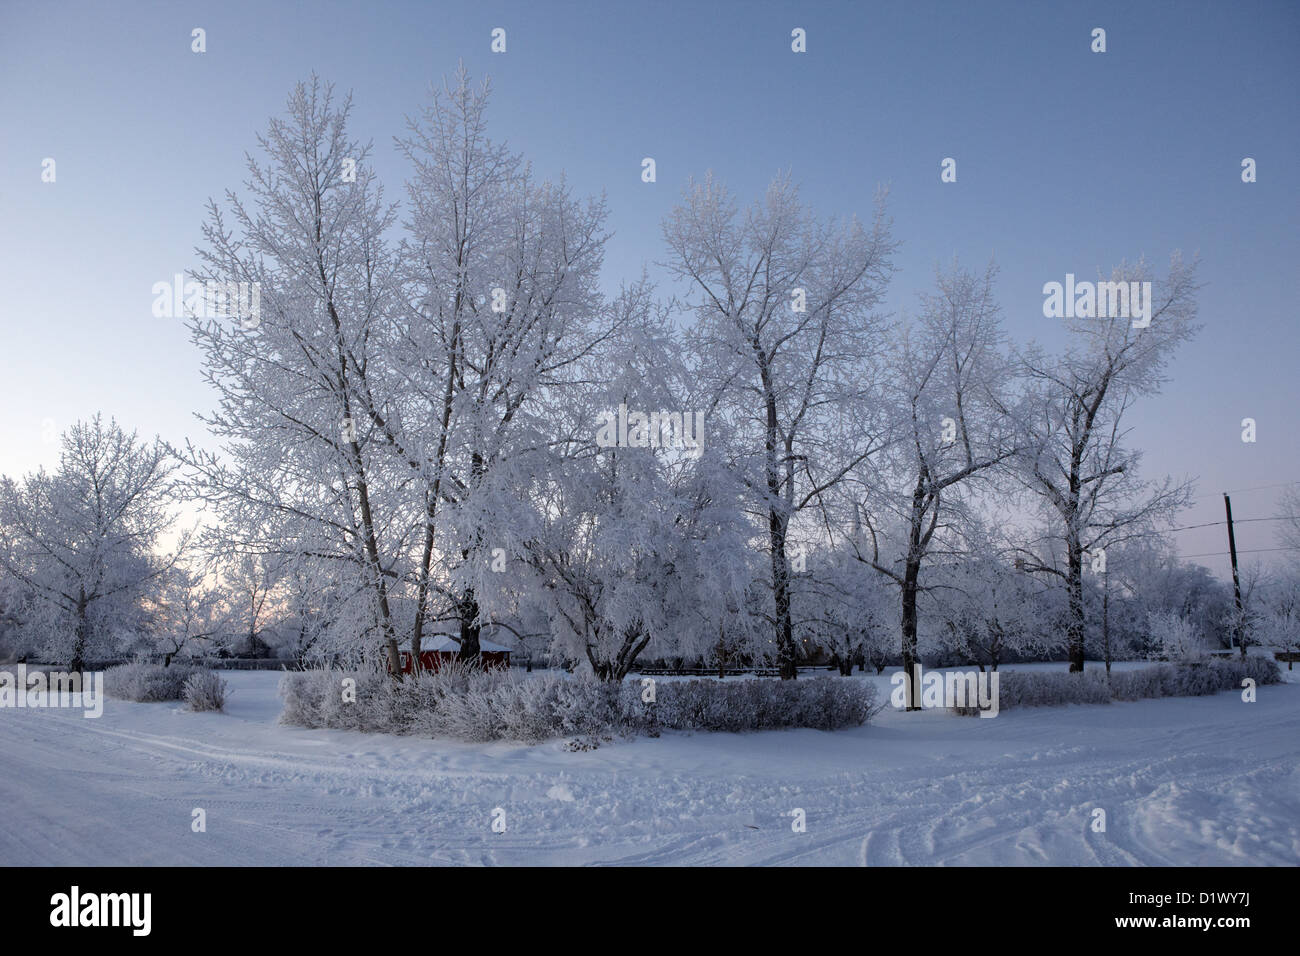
[1,0,1297,575]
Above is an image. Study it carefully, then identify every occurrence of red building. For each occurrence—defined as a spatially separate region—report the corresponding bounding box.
[390,634,512,674]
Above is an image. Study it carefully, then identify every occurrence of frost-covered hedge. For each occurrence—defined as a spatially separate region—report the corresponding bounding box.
[104,663,202,702]
[279,663,879,743]
[1108,657,1280,701]
[649,676,879,732]
[952,658,1281,715]
[182,669,229,712]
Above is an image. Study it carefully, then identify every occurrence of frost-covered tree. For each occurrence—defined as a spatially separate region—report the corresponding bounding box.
[1015,255,1199,671]
[844,262,1019,700]
[0,416,182,669]
[152,563,225,666]
[275,555,341,665]
[1276,485,1300,555]
[393,65,613,663]
[1260,568,1300,670]
[221,553,282,657]
[1221,561,1270,659]
[930,542,1054,671]
[1147,610,1210,662]
[663,171,896,678]
[1103,542,1230,659]
[526,289,750,681]
[182,77,410,672]
[797,549,895,675]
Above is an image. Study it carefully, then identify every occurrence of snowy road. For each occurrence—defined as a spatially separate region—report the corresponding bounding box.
[2,668,1297,866]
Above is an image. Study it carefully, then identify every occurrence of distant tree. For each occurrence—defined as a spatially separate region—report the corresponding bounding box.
[153,563,225,666]
[1147,610,1210,662]
[1222,561,1270,659]
[0,416,183,669]
[931,539,1056,672]
[845,261,1019,701]
[1015,255,1200,671]
[663,170,897,678]
[526,298,750,681]
[222,554,281,657]
[1260,568,1300,670]
[798,549,895,676]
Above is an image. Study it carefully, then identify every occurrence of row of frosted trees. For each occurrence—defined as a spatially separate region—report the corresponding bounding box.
[4,68,1248,687]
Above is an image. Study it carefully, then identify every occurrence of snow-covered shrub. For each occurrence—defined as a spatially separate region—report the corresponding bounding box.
[277,670,331,727]
[645,677,880,732]
[951,670,1112,714]
[280,666,401,733]
[1147,611,1209,662]
[182,669,228,711]
[279,667,879,742]
[103,663,200,702]
[1108,657,1280,701]
[953,658,1282,714]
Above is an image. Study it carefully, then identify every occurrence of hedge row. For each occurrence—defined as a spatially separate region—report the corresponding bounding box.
[951,658,1281,715]
[279,662,880,743]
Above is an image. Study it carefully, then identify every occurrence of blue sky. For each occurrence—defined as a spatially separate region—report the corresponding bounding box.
[1,0,1297,572]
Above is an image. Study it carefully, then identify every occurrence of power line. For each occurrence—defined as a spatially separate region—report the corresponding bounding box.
[1223,481,1300,495]
[1180,546,1298,559]
[1167,515,1300,533]
[1191,481,1299,502]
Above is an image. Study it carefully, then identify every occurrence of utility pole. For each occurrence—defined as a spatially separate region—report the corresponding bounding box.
[1225,493,1245,656]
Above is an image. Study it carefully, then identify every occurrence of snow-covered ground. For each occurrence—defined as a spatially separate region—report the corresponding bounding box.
[2,664,1297,866]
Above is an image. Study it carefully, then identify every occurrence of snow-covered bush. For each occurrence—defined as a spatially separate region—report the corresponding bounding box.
[182,670,229,712]
[279,666,880,742]
[650,677,879,732]
[1147,611,1209,662]
[953,658,1281,714]
[103,662,201,702]
[1107,657,1280,701]
[951,670,1112,714]
[279,666,401,733]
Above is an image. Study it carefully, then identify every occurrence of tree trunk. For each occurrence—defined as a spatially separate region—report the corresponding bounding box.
[322,276,400,677]
[900,559,921,709]
[458,588,481,660]
[769,513,797,680]
[410,511,436,669]
[70,592,88,673]
[1067,545,1085,672]
[760,365,798,680]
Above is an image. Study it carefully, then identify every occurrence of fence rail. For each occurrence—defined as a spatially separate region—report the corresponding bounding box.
[7,657,305,671]
[634,666,783,677]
